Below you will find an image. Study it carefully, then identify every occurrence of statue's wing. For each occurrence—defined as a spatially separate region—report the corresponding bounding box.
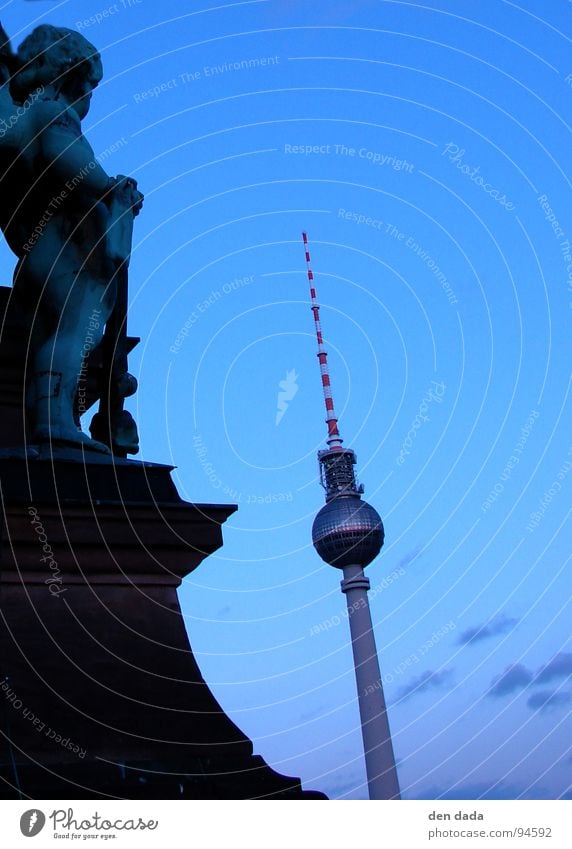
[0,23,16,81]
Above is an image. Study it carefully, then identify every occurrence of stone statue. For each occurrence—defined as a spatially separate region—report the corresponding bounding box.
[0,23,143,454]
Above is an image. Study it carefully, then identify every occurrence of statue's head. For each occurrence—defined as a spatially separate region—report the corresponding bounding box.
[11,25,102,117]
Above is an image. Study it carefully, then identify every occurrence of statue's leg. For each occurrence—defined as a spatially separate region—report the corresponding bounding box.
[27,271,113,452]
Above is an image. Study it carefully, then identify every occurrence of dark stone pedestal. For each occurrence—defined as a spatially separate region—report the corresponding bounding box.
[0,455,325,799]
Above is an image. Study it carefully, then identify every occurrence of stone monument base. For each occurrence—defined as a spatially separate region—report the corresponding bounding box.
[0,454,325,799]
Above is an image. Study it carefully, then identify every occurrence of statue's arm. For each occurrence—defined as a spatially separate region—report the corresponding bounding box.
[36,101,113,201]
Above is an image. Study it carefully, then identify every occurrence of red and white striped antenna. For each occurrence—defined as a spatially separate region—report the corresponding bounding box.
[302,232,343,451]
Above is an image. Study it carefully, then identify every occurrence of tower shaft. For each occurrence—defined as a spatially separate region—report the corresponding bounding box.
[341,565,401,800]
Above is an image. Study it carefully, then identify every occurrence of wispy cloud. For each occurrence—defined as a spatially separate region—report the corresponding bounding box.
[487,664,533,698]
[534,653,572,685]
[396,668,454,702]
[486,653,572,702]
[397,546,424,570]
[416,780,552,800]
[299,705,325,723]
[323,770,366,799]
[527,690,572,713]
[458,614,518,646]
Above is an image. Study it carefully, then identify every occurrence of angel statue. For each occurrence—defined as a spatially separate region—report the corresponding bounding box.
[0,23,143,454]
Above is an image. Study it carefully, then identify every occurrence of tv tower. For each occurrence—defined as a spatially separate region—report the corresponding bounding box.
[302,232,400,801]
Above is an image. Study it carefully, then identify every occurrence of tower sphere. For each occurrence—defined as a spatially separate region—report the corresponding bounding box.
[312,495,384,569]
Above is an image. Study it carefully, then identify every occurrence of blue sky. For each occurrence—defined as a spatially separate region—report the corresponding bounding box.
[3,0,571,799]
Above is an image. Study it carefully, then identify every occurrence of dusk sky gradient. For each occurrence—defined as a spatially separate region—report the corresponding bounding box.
[2,0,571,800]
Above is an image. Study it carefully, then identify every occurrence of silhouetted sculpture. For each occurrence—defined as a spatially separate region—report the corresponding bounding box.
[0,23,142,454]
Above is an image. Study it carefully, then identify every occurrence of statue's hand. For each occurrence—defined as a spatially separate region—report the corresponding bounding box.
[130,185,144,217]
[113,175,144,217]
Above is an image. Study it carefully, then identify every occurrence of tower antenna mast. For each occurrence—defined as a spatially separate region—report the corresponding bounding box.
[303,231,343,451]
[302,232,400,801]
